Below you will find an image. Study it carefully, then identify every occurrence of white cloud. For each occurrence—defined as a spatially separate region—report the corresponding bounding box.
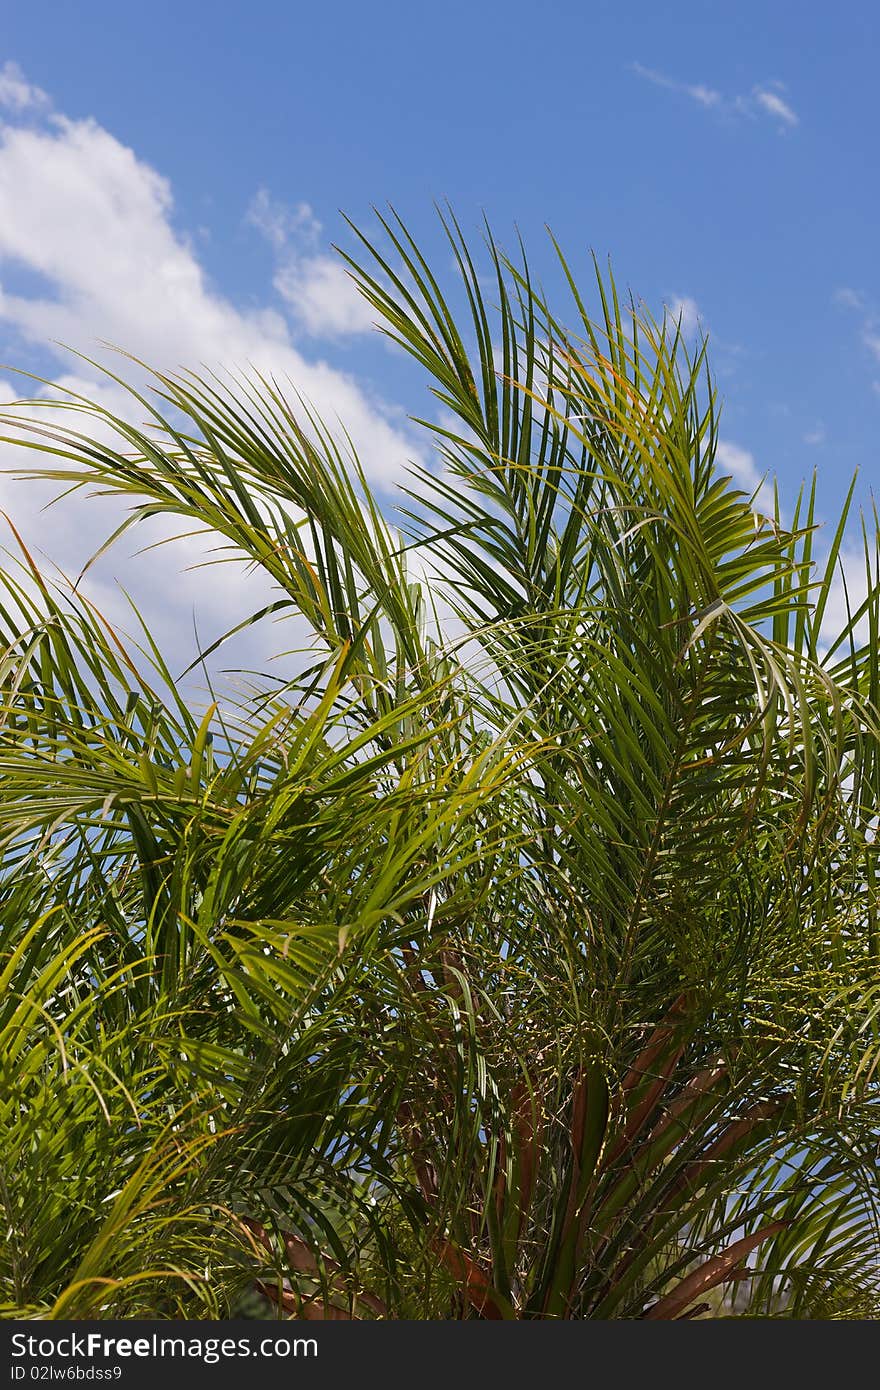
[0,372,290,689]
[631,64,799,131]
[0,115,415,478]
[0,60,49,113]
[752,88,799,128]
[247,187,375,338]
[0,78,421,687]
[630,63,721,109]
[688,84,721,109]
[715,439,774,512]
[246,187,321,253]
[834,287,864,311]
[832,288,880,388]
[803,426,826,446]
[863,330,880,363]
[666,295,702,339]
[274,255,376,337]
[816,546,872,653]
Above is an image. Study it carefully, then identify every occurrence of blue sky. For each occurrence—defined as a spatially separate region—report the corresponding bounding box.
[0,1,877,675]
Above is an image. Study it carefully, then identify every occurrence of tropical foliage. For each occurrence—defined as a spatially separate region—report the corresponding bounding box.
[2,212,880,1318]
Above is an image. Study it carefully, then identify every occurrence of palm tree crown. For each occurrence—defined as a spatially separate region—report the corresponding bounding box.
[1,211,879,1319]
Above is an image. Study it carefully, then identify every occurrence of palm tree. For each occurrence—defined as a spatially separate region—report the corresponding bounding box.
[1,210,879,1318]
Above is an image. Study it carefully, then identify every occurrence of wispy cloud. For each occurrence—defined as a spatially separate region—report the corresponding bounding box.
[246,188,320,252]
[752,88,798,128]
[631,64,799,132]
[834,287,864,311]
[803,425,826,446]
[0,60,49,114]
[834,286,880,391]
[631,63,721,109]
[661,295,749,381]
[863,331,880,363]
